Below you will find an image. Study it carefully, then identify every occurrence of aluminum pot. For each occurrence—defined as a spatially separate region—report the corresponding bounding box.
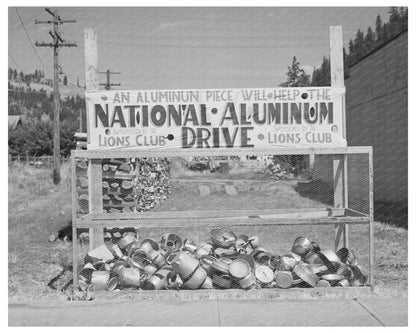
[79,263,96,283]
[318,249,342,273]
[293,263,318,287]
[182,239,198,253]
[336,248,358,265]
[337,279,350,287]
[129,249,150,270]
[210,228,237,248]
[213,273,233,289]
[91,271,110,291]
[278,254,298,271]
[255,265,274,287]
[195,243,213,259]
[147,249,166,268]
[140,239,160,252]
[238,271,256,289]
[229,259,251,280]
[118,234,136,250]
[171,251,200,280]
[160,233,182,253]
[211,257,231,275]
[119,268,141,288]
[109,244,124,259]
[320,274,344,286]
[143,264,158,277]
[200,276,213,289]
[291,236,313,256]
[317,279,331,288]
[200,255,216,274]
[107,276,119,291]
[304,251,324,265]
[183,266,207,290]
[166,272,183,290]
[274,271,294,289]
[237,254,256,270]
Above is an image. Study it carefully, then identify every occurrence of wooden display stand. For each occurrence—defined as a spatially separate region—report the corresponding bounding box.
[71,26,374,294]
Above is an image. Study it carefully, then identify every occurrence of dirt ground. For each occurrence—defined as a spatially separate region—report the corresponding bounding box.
[8,161,408,302]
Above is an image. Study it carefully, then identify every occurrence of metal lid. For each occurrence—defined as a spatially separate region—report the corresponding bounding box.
[255,265,274,285]
[274,271,293,289]
[229,259,251,279]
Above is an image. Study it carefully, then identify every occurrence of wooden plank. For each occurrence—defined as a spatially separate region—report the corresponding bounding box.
[84,208,335,221]
[71,146,373,159]
[76,216,369,229]
[88,159,104,249]
[330,26,344,88]
[224,185,237,196]
[198,185,210,196]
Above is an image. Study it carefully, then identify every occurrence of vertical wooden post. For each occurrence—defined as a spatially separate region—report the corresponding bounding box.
[84,28,104,249]
[368,148,374,291]
[71,154,79,288]
[330,26,349,250]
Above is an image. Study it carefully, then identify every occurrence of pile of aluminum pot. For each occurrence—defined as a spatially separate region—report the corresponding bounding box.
[76,157,171,214]
[78,228,368,292]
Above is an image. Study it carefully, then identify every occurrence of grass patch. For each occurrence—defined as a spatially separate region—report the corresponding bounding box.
[8,162,407,302]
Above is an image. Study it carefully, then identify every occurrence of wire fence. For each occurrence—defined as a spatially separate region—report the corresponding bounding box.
[8,154,70,167]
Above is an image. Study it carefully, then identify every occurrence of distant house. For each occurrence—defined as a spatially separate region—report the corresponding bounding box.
[8,115,22,130]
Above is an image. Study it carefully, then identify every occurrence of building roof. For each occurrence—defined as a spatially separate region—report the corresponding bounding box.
[8,115,22,129]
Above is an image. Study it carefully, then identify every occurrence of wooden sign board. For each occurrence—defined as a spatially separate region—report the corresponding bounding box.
[85,86,346,152]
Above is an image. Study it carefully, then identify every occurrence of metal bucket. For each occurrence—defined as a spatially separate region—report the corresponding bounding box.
[182,239,198,253]
[140,239,160,252]
[160,233,182,253]
[119,268,141,288]
[210,228,237,248]
[304,251,324,265]
[278,254,298,271]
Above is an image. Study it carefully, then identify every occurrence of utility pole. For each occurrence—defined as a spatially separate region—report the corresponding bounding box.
[35,8,77,185]
[99,70,121,90]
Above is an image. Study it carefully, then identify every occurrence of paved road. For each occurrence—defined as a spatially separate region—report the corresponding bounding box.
[9,297,407,326]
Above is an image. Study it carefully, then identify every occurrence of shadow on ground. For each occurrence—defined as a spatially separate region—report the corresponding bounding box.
[374,201,407,229]
[293,180,334,206]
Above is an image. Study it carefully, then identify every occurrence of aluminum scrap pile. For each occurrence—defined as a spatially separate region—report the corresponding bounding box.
[77,228,368,292]
[76,157,171,214]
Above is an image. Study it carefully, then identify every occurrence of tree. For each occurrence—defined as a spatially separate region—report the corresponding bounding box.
[311,56,330,86]
[63,76,68,86]
[375,14,383,43]
[280,56,311,87]
[364,27,375,53]
[353,29,365,59]
[13,69,17,79]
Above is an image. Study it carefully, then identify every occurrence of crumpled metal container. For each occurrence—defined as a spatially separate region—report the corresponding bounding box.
[291,236,313,256]
[210,228,237,248]
[293,263,318,287]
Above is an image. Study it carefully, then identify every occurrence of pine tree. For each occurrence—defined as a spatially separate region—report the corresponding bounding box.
[354,29,365,59]
[63,76,68,86]
[280,56,311,87]
[382,23,389,42]
[13,69,17,79]
[364,27,375,54]
[311,56,330,86]
[375,14,383,43]
[388,7,401,37]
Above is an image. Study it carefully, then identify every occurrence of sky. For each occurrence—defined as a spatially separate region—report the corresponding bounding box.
[8,7,391,90]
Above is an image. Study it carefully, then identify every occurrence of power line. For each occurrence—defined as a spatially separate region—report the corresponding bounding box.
[8,51,23,71]
[10,8,45,29]
[15,7,51,73]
